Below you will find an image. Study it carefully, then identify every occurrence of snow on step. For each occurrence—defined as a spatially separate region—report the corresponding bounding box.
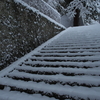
[29,56,100,61]
[34,52,100,55]
[23,60,100,68]
[43,45,100,48]
[0,77,100,100]
[39,49,100,52]
[46,44,100,47]
[7,70,100,87]
[0,90,57,100]
[15,65,100,76]
[0,24,100,100]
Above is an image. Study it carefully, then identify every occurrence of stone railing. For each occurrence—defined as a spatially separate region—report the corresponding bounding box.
[22,0,61,23]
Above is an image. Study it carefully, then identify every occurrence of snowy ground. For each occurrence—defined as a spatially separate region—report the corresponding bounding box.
[0,24,100,100]
[61,15,73,28]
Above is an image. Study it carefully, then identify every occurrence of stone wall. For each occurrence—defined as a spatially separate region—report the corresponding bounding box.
[22,0,61,23]
[0,0,65,70]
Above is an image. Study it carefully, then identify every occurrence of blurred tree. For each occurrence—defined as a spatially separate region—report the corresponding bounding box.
[66,0,100,26]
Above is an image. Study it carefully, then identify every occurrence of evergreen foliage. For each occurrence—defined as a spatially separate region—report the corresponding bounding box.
[66,0,100,25]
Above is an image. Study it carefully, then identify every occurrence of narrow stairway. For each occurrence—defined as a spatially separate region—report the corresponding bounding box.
[0,26,100,100]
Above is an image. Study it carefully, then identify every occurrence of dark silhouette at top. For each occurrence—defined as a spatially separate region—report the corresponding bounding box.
[64,0,80,26]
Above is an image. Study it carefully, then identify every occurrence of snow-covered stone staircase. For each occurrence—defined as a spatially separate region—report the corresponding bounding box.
[0,26,100,100]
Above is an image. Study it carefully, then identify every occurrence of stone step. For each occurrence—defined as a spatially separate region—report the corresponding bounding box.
[22,60,100,68]
[30,58,99,62]
[42,47,100,50]
[0,90,57,100]
[15,65,100,76]
[6,70,100,87]
[0,77,100,100]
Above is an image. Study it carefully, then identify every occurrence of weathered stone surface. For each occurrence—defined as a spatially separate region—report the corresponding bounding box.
[0,0,65,70]
[23,0,61,23]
